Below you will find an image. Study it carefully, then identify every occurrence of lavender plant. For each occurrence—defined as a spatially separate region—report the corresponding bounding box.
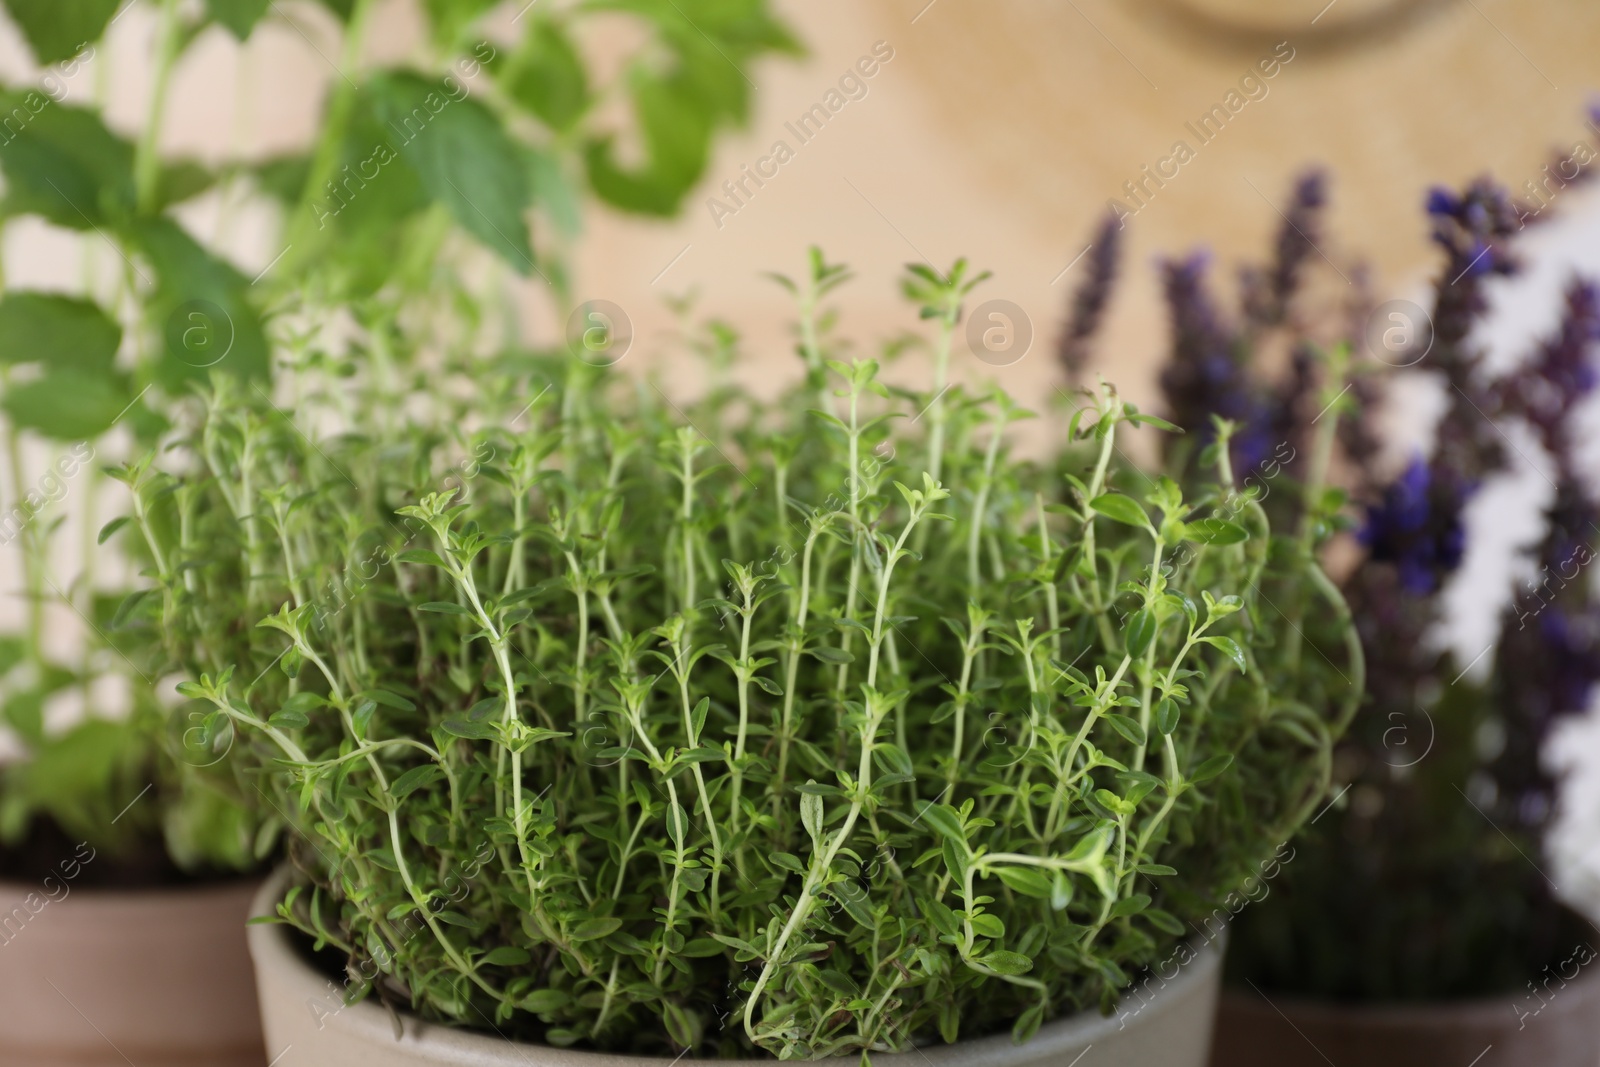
[119,259,1357,1058]
[1132,148,1600,999]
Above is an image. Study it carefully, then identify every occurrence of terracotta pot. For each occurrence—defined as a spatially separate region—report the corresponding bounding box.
[1210,936,1600,1067]
[249,868,1225,1066]
[0,873,266,1067]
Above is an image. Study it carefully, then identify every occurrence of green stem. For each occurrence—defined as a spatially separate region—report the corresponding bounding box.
[134,0,182,215]
[281,0,376,267]
[4,411,43,665]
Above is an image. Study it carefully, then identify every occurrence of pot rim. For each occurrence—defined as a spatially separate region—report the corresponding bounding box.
[249,864,1226,1064]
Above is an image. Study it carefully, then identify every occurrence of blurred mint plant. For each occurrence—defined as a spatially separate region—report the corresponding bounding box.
[122,256,1359,1057]
[0,0,796,874]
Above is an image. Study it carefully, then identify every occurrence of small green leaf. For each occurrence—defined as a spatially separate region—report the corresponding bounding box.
[1137,864,1179,877]
[1050,871,1073,911]
[361,689,416,711]
[1104,714,1147,748]
[1156,699,1181,735]
[569,917,622,941]
[801,788,824,844]
[1144,908,1186,936]
[388,764,442,799]
[97,516,130,545]
[770,852,804,874]
[1125,609,1157,658]
[1190,752,1235,782]
[352,700,376,738]
[108,588,152,630]
[826,881,875,927]
[1183,517,1249,545]
[1110,893,1152,919]
[281,692,327,715]
[441,719,497,740]
[522,988,570,1013]
[1013,1001,1045,1044]
[976,950,1033,976]
[1202,635,1247,674]
[482,945,531,966]
[267,708,309,730]
[689,696,709,741]
[1089,494,1151,528]
[419,601,473,615]
[682,938,726,957]
[993,866,1053,899]
[396,549,448,568]
[968,912,1005,939]
[914,802,965,843]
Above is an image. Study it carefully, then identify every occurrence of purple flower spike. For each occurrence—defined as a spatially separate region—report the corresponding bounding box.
[1056,211,1123,381]
[1426,186,1458,216]
[1359,455,1470,596]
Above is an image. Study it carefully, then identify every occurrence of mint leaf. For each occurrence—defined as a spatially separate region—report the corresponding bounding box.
[0,292,120,374]
[1,0,116,65]
[367,71,534,273]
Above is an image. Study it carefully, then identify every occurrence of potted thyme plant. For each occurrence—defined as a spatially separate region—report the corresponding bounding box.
[123,255,1360,1064]
[1085,151,1600,1065]
[0,0,795,1061]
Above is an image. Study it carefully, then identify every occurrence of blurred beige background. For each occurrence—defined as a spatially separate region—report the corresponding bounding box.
[2,0,1598,412]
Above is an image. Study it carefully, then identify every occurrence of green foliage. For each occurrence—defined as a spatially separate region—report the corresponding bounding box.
[0,719,142,846]
[267,0,799,285]
[0,0,794,877]
[366,71,534,272]
[0,292,128,438]
[502,19,588,132]
[133,263,1358,1057]
[0,92,136,228]
[0,289,117,365]
[2,372,127,439]
[0,0,118,65]
[580,0,802,216]
[0,671,259,870]
[204,0,271,39]
[0,99,268,388]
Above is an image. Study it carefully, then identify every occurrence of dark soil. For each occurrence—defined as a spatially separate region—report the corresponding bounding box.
[0,816,252,890]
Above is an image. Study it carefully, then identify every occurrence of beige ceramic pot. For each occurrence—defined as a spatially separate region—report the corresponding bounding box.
[1210,937,1600,1067]
[0,873,265,1066]
[249,868,1224,1066]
